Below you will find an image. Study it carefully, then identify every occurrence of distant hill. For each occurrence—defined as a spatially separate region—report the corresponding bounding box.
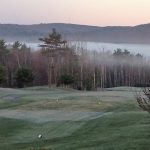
[0,23,150,44]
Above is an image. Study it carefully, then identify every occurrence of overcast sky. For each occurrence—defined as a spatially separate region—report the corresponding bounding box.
[0,0,150,26]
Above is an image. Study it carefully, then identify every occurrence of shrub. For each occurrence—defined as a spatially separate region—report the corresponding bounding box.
[0,65,5,85]
[59,74,74,86]
[15,68,34,88]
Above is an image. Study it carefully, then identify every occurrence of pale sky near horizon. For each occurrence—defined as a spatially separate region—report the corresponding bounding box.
[0,0,150,26]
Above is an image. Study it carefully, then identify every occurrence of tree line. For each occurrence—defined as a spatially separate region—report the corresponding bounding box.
[0,29,150,90]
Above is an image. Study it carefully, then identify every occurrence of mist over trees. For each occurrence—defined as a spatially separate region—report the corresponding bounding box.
[0,29,150,89]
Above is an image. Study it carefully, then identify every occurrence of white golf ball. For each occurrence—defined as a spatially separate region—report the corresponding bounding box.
[38,134,42,138]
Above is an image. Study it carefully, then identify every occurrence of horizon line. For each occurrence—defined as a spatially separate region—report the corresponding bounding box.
[0,22,150,27]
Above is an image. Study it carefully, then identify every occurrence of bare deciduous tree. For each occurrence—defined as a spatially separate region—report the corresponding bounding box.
[136,88,150,113]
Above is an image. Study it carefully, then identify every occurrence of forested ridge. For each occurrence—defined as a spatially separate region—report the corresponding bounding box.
[1,23,150,43]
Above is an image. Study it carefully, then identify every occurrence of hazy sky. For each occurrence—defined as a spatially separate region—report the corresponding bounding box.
[0,0,150,26]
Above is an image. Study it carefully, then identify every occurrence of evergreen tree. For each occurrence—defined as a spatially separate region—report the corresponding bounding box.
[39,28,67,87]
[0,65,5,85]
[0,39,9,65]
[15,68,34,88]
[60,74,74,86]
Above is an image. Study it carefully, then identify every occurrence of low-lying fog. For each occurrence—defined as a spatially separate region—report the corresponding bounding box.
[9,41,150,57]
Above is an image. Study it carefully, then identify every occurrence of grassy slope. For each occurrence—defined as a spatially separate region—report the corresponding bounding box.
[0,87,149,150]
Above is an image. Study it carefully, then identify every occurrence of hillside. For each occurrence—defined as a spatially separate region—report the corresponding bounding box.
[0,23,150,43]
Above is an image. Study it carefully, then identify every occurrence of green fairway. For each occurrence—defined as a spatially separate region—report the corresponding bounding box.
[0,87,149,150]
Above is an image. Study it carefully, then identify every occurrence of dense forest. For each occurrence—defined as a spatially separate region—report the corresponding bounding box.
[0,29,150,90]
